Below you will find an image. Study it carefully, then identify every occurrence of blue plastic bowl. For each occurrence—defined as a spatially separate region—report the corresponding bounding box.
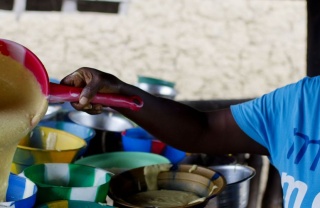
[1,173,37,208]
[122,127,153,152]
[38,121,96,158]
[162,145,186,164]
[121,127,186,164]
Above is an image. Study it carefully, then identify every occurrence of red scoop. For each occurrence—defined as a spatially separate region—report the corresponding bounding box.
[0,39,143,111]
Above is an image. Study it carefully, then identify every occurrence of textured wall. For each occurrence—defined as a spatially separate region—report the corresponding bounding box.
[0,0,306,100]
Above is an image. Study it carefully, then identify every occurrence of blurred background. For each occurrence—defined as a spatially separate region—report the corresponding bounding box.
[0,0,306,100]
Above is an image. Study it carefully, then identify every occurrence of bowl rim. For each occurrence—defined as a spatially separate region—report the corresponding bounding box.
[38,120,96,141]
[208,164,256,185]
[67,110,136,132]
[74,151,171,169]
[17,126,87,152]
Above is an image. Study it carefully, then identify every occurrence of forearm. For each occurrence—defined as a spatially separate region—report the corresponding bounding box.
[114,82,210,153]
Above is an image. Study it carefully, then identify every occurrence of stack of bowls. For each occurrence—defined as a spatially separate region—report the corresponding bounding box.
[11,126,86,174]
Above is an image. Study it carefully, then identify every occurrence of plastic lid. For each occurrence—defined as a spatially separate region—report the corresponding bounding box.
[138,76,175,88]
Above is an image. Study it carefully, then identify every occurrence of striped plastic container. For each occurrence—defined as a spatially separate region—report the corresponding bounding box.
[20,163,112,205]
[0,173,37,208]
[38,121,96,158]
[11,127,87,174]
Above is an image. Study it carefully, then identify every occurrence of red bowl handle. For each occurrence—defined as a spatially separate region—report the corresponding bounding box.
[48,83,143,111]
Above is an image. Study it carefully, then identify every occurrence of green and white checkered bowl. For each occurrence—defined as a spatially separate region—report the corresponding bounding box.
[20,163,112,205]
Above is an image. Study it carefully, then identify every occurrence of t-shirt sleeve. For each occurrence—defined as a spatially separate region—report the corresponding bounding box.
[230,96,271,149]
[230,77,310,152]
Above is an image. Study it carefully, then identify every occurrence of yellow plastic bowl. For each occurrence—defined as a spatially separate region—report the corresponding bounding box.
[11,127,86,174]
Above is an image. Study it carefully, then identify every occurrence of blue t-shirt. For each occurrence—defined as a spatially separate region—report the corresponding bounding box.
[231,76,320,208]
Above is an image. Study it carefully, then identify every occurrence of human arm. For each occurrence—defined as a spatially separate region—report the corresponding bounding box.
[61,67,269,155]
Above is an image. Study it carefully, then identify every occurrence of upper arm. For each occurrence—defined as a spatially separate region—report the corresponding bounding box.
[201,108,269,155]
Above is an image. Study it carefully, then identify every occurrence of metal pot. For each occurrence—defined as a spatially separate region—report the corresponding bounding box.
[68,108,135,156]
[207,165,255,208]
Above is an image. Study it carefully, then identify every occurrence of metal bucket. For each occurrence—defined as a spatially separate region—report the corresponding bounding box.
[208,165,255,208]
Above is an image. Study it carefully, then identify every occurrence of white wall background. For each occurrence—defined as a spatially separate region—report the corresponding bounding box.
[0,0,307,100]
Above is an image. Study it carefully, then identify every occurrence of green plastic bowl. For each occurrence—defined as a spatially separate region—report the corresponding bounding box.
[74,151,170,175]
[138,76,175,88]
[21,163,112,205]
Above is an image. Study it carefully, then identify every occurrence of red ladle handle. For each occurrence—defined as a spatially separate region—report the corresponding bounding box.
[48,83,143,111]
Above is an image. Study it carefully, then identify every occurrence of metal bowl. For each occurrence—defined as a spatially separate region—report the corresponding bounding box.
[137,83,177,100]
[208,165,255,208]
[68,109,135,155]
[68,109,134,132]
[42,105,62,121]
[109,164,226,208]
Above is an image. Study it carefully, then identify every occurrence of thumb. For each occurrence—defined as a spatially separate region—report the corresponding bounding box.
[79,80,102,106]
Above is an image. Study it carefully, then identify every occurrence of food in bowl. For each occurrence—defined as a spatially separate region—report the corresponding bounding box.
[109,164,226,207]
[125,164,204,207]
[0,52,48,201]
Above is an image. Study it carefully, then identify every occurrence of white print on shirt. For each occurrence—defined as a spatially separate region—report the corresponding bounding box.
[281,172,320,208]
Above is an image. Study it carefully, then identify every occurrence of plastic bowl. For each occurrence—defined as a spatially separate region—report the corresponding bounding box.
[0,173,37,208]
[21,163,112,205]
[74,151,170,175]
[36,200,114,208]
[122,127,186,164]
[38,121,96,158]
[121,127,153,152]
[109,164,226,208]
[11,127,87,174]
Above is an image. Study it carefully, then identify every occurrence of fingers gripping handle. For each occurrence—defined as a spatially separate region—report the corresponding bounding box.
[48,83,143,111]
